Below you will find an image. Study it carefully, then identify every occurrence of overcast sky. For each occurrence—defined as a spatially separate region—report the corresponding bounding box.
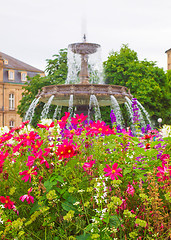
[0,0,170,72]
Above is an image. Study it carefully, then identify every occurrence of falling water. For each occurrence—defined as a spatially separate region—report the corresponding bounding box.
[124,102,134,124]
[88,47,104,84]
[66,46,104,84]
[40,95,54,120]
[66,47,81,84]
[53,106,62,120]
[88,95,101,122]
[110,95,124,128]
[137,100,153,128]
[68,95,74,118]
[24,97,41,123]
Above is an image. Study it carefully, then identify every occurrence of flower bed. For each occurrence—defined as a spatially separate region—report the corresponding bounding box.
[0,113,170,240]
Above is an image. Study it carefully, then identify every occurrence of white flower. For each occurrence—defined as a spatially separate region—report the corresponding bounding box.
[0,218,3,224]
[0,126,9,135]
[160,125,171,138]
[78,189,85,193]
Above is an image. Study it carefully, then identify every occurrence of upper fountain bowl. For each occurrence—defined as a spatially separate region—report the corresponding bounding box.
[69,42,100,55]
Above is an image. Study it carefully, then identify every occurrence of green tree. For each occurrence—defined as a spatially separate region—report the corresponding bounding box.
[103,44,171,125]
[17,49,68,126]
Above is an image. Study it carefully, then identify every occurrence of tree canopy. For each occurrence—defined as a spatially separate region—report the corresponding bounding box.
[18,45,170,127]
[103,45,171,125]
[17,49,68,126]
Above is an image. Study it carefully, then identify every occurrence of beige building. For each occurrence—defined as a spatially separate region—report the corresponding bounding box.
[165,48,171,70]
[0,52,44,128]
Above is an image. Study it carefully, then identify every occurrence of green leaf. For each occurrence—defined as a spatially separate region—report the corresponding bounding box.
[30,201,40,214]
[50,174,64,183]
[123,169,132,175]
[76,234,91,240]
[62,201,78,214]
[109,215,121,228]
[44,180,57,192]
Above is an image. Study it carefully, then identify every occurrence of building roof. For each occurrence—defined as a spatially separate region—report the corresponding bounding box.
[0,51,44,73]
[165,48,171,53]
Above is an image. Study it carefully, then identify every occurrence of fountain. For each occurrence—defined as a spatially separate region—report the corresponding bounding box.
[36,35,133,118]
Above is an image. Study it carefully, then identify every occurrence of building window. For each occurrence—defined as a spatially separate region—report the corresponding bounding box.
[8,70,15,81]
[9,93,15,110]
[4,59,8,65]
[9,120,14,129]
[21,72,27,81]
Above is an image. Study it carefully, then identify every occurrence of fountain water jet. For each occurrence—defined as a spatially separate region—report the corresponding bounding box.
[53,106,62,120]
[24,96,41,123]
[40,95,54,120]
[111,95,124,128]
[37,35,132,119]
[88,95,101,122]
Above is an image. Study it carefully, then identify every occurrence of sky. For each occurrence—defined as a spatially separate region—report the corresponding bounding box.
[0,0,170,72]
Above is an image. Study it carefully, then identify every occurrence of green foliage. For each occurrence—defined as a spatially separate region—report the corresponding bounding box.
[0,119,171,239]
[104,44,171,125]
[17,49,68,126]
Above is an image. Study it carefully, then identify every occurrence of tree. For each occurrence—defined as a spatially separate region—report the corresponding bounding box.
[103,45,171,125]
[17,49,68,126]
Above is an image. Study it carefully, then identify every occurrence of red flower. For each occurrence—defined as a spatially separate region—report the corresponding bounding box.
[0,196,14,209]
[0,151,8,173]
[23,131,40,146]
[37,122,54,130]
[55,139,78,160]
[31,140,44,152]
[103,163,123,180]
[85,120,114,136]
[71,113,87,125]
[19,166,38,182]
[61,112,70,122]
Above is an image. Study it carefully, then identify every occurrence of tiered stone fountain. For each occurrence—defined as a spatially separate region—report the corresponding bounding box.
[37,35,132,117]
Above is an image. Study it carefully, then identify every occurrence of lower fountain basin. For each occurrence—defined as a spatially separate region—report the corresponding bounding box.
[37,84,133,106]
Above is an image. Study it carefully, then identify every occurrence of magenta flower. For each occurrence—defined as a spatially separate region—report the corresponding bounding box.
[126,184,135,196]
[103,163,123,180]
[160,154,170,164]
[83,160,96,175]
[19,166,38,182]
[156,162,171,182]
[19,188,34,204]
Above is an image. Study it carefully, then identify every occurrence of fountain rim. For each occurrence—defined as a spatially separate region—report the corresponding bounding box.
[36,83,133,106]
[68,42,101,55]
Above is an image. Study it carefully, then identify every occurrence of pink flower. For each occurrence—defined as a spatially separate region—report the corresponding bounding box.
[55,139,78,160]
[156,162,171,182]
[160,154,170,164]
[19,166,38,182]
[83,160,96,175]
[19,188,34,204]
[103,163,123,180]
[37,122,54,130]
[126,184,135,196]
[71,113,87,125]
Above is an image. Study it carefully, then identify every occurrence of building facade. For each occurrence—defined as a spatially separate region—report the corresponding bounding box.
[0,52,44,128]
[165,48,171,70]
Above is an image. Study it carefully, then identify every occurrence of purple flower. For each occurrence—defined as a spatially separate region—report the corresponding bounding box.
[146,124,151,132]
[110,109,116,125]
[132,98,140,124]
